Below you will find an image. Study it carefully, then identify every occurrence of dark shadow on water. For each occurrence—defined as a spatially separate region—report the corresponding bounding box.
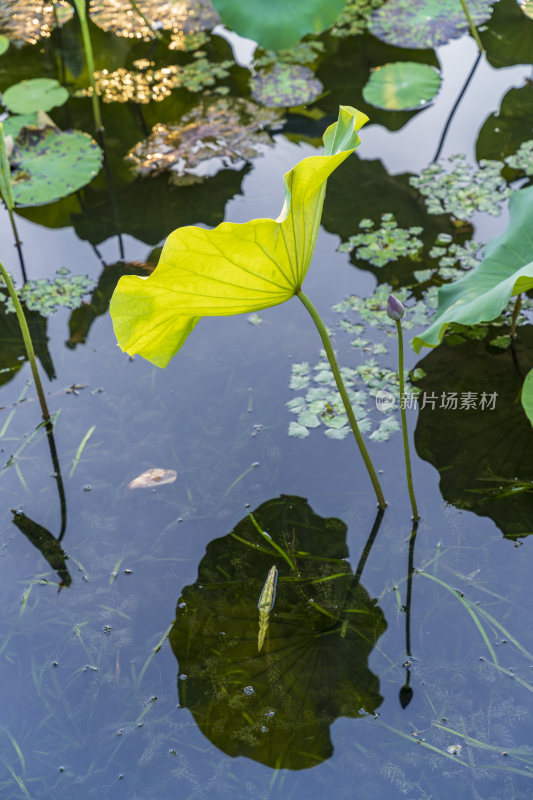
[170,494,387,770]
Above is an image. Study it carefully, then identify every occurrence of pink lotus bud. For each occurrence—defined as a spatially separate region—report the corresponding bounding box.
[387,294,405,321]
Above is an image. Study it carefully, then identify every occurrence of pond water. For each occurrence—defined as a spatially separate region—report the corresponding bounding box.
[1,1,533,797]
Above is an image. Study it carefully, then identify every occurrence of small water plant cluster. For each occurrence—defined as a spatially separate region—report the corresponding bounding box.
[1,269,95,317]
[338,213,423,267]
[287,357,400,441]
[330,0,387,37]
[409,154,511,220]
[505,139,533,176]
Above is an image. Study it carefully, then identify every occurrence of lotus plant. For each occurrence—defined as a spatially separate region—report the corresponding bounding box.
[387,295,419,520]
[110,106,386,509]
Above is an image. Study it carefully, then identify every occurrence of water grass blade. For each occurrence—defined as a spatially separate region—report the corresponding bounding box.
[69,424,95,478]
[248,513,296,571]
[417,570,499,665]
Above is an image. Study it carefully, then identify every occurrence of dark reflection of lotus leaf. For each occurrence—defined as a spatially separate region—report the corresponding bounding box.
[414,327,533,539]
[369,0,496,49]
[169,495,387,770]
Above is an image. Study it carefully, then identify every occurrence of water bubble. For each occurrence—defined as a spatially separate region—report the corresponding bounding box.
[261,725,267,733]
[266,709,275,717]
[178,601,187,609]
[179,673,187,681]
[243,685,255,696]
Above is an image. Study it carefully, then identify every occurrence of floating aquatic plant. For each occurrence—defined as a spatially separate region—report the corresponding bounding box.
[330,0,387,38]
[362,62,441,112]
[111,106,386,507]
[82,56,233,104]
[250,63,323,108]
[2,78,68,114]
[89,0,220,40]
[409,154,511,221]
[338,213,423,267]
[253,40,325,69]
[287,356,400,442]
[10,126,103,205]
[505,139,533,176]
[2,269,95,317]
[126,97,282,179]
[369,0,496,49]
[333,282,437,333]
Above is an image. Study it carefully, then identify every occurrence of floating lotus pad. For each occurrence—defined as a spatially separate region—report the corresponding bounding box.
[369,0,497,49]
[11,128,103,205]
[2,78,68,114]
[250,64,323,108]
[363,62,441,111]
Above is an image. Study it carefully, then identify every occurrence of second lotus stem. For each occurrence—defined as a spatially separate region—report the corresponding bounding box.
[297,289,386,510]
[388,295,419,520]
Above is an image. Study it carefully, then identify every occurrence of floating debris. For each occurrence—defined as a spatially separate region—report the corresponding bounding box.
[127,467,177,489]
[89,0,220,41]
[126,97,282,180]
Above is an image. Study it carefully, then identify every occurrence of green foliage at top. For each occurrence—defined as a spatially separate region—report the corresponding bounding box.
[10,127,103,205]
[110,106,368,367]
[210,0,345,49]
[362,62,441,111]
[2,78,68,114]
[338,213,423,267]
[412,185,533,352]
[409,155,511,221]
[369,0,496,49]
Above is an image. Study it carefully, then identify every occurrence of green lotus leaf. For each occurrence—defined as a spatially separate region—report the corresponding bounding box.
[250,64,323,108]
[412,185,533,352]
[210,0,345,49]
[522,367,533,428]
[0,35,9,55]
[369,0,496,49]
[11,128,103,205]
[2,77,68,114]
[362,62,441,111]
[476,82,533,172]
[110,106,368,368]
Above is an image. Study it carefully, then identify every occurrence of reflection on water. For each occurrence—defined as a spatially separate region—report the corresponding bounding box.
[170,495,387,770]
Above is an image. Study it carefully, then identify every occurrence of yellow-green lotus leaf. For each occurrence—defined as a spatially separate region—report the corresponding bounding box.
[110,106,368,367]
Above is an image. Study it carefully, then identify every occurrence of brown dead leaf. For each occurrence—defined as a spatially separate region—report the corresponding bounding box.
[127,467,177,489]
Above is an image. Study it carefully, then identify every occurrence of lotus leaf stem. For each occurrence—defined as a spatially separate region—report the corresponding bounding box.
[73,0,103,132]
[297,289,387,509]
[459,0,484,53]
[395,319,420,520]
